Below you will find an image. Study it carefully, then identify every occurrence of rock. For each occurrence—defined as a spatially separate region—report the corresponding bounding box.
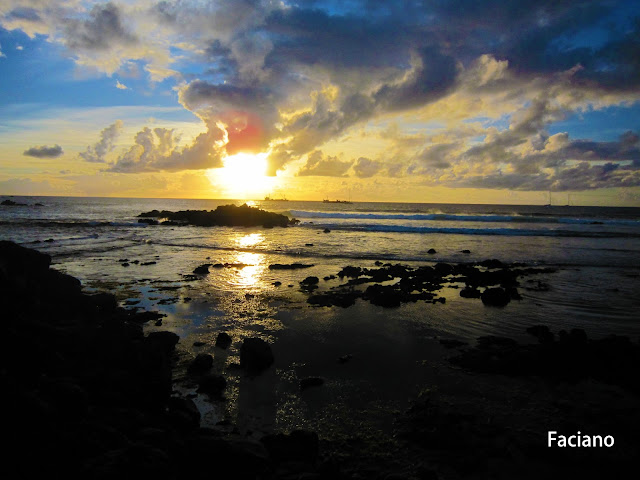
[439,339,468,349]
[272,281,282,287]
[1,199,27,206]
[308,291,359,308]
[145,331,180,351]
[215,332,232,349]
[460,286,481,298]
[479,259,504,269]
[187,354,214,374]
[261,430,319,465]
[197,374,226,397]
[300,276,320,291]
[364,284,402,308]
[138,218,158,225]
[323,228,331,233]
[240,338,274,373]
[337,266,362,278]
[193,341,206,347]
[193,264,211,275]
[338,354,353,364]
[87,292,118,312]
[526,325,554,343]
[461,249,471,253]
[480,287,510,307]
[427,248,437,254]
[140,261,156,266]
[269,263,314,270]
[167,397,200,430]
[300,377,324,390]
[138,204,298,228]
[305,243,314,247]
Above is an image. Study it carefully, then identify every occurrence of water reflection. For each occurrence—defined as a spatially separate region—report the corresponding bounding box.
[236,233,264,248]
[233,251,266,289]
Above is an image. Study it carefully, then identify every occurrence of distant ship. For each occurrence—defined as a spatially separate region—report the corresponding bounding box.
[264,195,289,201]
[322,199,352,204]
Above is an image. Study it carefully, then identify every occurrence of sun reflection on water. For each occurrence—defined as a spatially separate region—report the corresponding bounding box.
[233,251,266,289]
[236,232,264,248]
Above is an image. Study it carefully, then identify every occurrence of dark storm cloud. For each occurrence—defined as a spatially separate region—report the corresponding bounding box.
[23,144,63,158]
[373,47,458,111]
[64,2,137,51]
[180,80,273,112]
[263,8,412,70]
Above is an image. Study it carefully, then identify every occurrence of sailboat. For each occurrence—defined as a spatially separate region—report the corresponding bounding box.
[543,191,552,207]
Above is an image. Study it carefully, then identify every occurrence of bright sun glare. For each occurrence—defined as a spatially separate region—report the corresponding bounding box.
[206,152,274,199]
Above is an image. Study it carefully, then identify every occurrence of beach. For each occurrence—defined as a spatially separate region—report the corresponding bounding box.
[2,196,639,478]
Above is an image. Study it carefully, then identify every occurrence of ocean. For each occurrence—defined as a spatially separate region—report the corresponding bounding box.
[1,195,639,339]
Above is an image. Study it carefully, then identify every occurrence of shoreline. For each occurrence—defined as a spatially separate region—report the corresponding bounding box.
[3,239,639,478]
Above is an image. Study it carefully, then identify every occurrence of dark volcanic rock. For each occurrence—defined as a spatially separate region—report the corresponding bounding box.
[364,284,403,308]
[138,218,159,225]
[187,354,214,374]
[300,377,324,390]
[460,286,481,298]
[215,332,232,349]
[240,338,274,373]
[268,263,314,270]
[439,339,468,349]
[197,374,227,397]
[427,248,437,254]
[1,199,27,206]
[138,203,298,228]
[261,430,319,466]
[193,263,211,274]
[526,325,555,343]
[480,287,510,307]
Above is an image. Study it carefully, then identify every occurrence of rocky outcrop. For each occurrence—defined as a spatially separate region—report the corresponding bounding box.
[138,203,298,228]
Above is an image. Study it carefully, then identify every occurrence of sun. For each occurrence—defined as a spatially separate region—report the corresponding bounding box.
[207,152,275,199]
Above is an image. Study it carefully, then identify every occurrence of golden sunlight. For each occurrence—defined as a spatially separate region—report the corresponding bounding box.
[206,152,276,199]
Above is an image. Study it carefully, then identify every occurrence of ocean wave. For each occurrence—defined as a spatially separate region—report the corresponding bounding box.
[289,210,640,226]
[305,223,640,238]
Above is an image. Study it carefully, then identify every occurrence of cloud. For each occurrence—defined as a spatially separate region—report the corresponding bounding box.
[23,144,64,158]
[352,157,382,178]
[106,120,226,173]
[115,80,128,90]
[2,0,640,195]
[63,2,137,51]
[80,120,123,163]
[297,151,353,177]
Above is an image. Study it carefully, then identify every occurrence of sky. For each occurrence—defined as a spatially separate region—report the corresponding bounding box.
[1,0,639,205]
